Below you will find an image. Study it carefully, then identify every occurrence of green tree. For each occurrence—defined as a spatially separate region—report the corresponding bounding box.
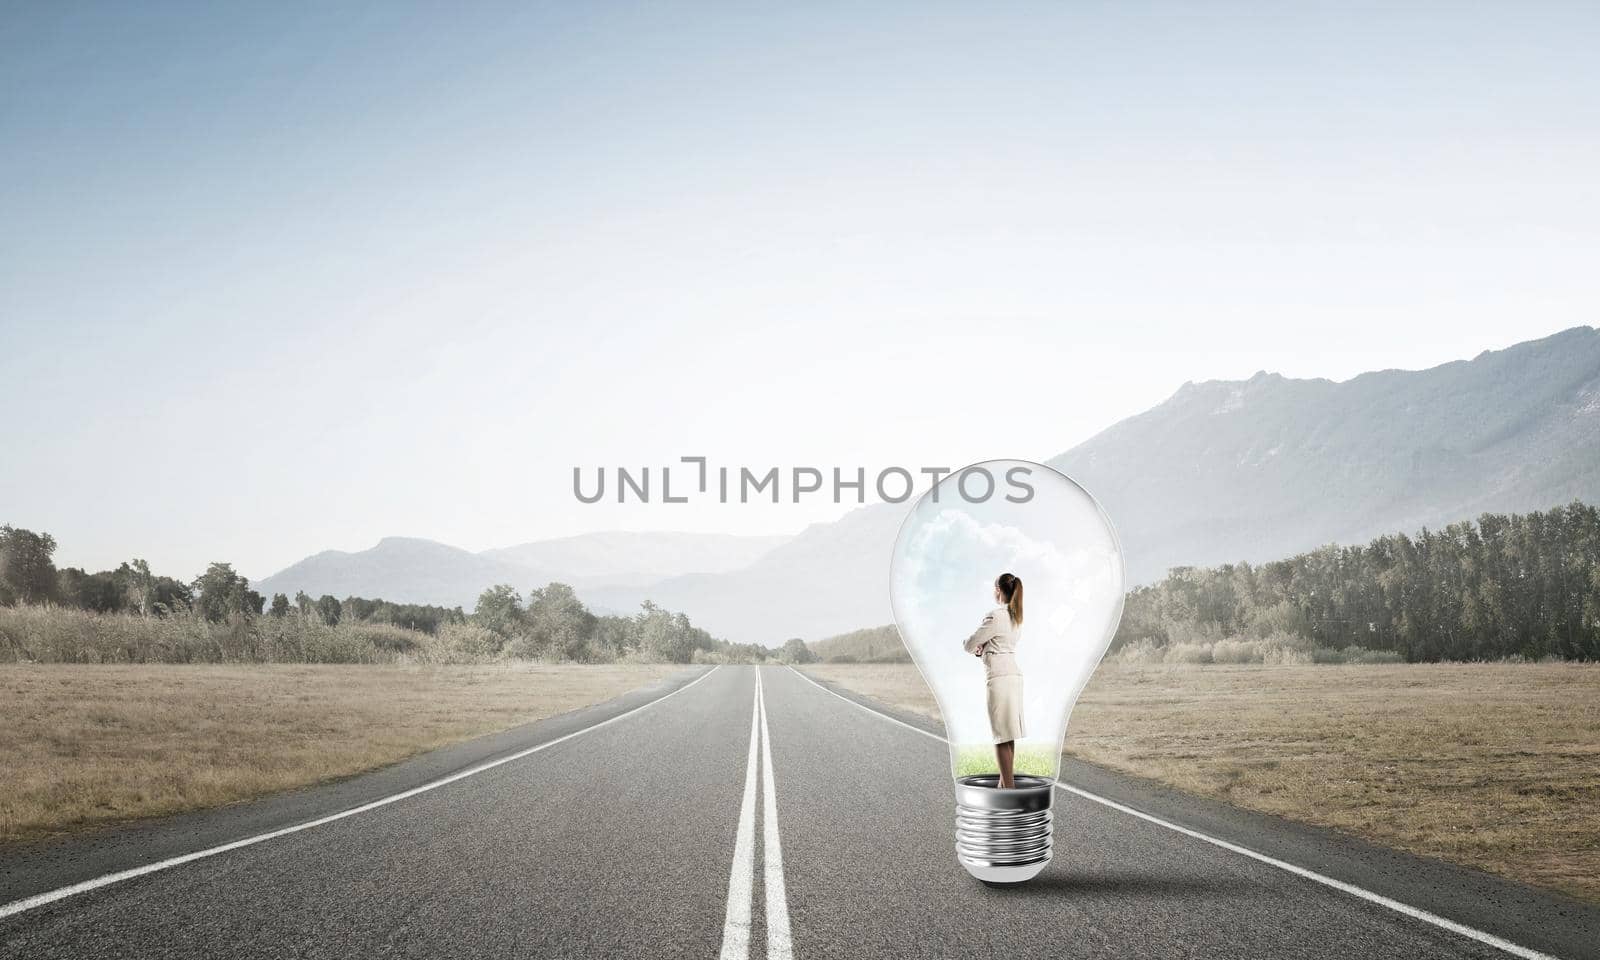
[343,596,378,622]
[315,594,342,626]
[779,637,816,664]
[0,525,59,605]
[588,614,636,661]
[122,559,157,616]
[636,601,701,663]
[269,593,291,618]
[191,563,263,622]
[525,582,595,660]
[56,567,122,612]
[474,584,523,636]
[146,572,193,615]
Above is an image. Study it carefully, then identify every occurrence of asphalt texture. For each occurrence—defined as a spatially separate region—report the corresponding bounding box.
[2,665,1596,960]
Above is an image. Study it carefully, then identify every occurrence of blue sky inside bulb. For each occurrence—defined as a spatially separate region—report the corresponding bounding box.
[889,460,1126,781]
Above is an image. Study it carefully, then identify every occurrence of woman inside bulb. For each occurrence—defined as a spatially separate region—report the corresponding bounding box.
[963,572,1025,788]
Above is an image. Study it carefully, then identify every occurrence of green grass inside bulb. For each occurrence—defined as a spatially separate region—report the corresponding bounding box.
[953,742,1057,778]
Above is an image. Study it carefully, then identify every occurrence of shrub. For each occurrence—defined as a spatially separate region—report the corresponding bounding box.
[408,623,501,665]
[1165,643,1214,665]
[0,604,437,665]
[1105,632,1386,667]
[1108,638,1166,665]
[349,623,422,654]
[1343,647,1405,665]
[1210,639,1259,664]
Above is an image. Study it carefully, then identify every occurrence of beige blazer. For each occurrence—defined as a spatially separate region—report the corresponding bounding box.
[963,606,1021,678]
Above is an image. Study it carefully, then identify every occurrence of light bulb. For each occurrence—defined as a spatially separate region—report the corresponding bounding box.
[889,459,1125,884]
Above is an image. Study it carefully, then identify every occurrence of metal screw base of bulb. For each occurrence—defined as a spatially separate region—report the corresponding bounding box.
[954,774,1054,883]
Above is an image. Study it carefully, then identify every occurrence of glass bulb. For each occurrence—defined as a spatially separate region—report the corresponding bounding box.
[889,459,1125,883]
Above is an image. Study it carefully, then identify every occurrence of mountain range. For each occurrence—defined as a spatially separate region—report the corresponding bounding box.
[254,532,787,610]
[1052,324,1600,588]
[255,326,1600,644]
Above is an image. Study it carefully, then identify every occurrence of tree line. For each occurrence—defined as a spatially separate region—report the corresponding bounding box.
[269,592,465,634]
[0,524,816,664]
[1116,500,1600,662]
[468,581,813,664]
[0,526,465,634]
[16,496,1597,664]
[808,624,909,663]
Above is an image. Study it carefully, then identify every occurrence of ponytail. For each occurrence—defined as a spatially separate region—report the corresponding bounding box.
[997,572,1024,626]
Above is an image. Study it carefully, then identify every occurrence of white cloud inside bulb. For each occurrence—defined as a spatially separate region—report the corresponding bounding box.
[898,509,1095,631]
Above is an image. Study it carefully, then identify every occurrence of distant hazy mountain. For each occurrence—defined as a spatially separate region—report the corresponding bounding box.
[254,537,544,609]
[1052,325,1600,584]
[594,326,1600,644]
[581,504,905,646]
[255,531,789,609]
[482,531,787,588]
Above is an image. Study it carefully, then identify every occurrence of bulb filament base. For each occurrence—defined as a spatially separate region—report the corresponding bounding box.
[953,774,1053,883]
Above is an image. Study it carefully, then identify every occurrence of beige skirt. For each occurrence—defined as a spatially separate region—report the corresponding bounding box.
[986,674,1025,744]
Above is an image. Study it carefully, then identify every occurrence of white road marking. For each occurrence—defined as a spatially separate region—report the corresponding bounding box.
[719,674,762,960]
[786,666,1563,960]
[720,669,796,960]
[0,666,723,923]
[758,670,794,960]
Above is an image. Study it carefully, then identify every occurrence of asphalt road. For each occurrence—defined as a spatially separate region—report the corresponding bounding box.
[2,665,1596,959]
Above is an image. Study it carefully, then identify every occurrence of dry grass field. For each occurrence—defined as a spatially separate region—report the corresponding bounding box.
[803,662,1600,903]
[0,663,678,843]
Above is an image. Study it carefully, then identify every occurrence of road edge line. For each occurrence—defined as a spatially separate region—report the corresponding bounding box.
[0,665,722,923]
[785,666,1562,960]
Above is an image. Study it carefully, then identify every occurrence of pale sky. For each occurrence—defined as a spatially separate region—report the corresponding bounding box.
[3,1,1597,580]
